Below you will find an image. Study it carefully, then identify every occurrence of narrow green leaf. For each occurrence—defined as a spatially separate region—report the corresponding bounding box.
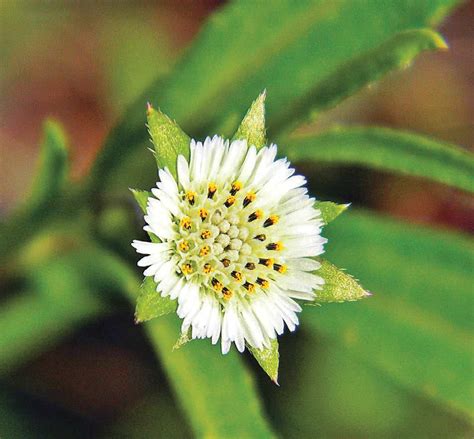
[135,276,176,324]
[166,0,460,135]
[272,29,448,130]
[282,126,474,193]
[248,339,280,384]
[305,210,474,420]
[315,201,349,226]
[0,120,72,263]
[146,315,275,438]
[0,291,103,376]
[130,188,151,213]
[1,243,275,438]
[0,246,109,375]
[307,258,370,304]
[147,104,190,176]
[233,91,267,148]
[94,246,276,437]
[79,246,274,436]
[89,0,461,193]
[27,119,69,212]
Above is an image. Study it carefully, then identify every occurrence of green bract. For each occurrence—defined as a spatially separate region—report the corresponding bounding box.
[131,94,368,381]
[1,1,473,436]
[135,277,176,324]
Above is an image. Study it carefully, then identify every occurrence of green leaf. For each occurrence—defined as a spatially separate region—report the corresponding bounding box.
[135,276,176,324]
[305,210,474,420]
[0,247,108,375]
[0,291,103,376]
[271,29,447,130]
[307,258,370,304]
[315,201,349,226]
[0,239,149,375]
[271,339,472,438]
[27,119,69,212]
[147,105,190,175]
[130,188,160,244]
[248,339,280,384]
[145,315,275,438]
[100,15,175,110]
[107,247,275,437]
[282,126,474,193]
[233,91,267,148]
[89,0,461,193]
[0,243,275,438]
[130,188,151,213]
[0,120,72,263]
[164,0,460,134]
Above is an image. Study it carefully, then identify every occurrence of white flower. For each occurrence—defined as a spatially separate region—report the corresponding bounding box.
[132,135,326,354]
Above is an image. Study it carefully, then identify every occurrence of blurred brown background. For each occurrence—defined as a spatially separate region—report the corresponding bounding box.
[1,0,473,233]
[0,1,473,435]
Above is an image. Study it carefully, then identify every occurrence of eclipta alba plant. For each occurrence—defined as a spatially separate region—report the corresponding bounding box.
[131,92,369,380]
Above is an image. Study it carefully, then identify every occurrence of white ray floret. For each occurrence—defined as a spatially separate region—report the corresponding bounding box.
[132,136,326,354]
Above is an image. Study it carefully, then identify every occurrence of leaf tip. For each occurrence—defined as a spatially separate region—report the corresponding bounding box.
[437,37,449,51]
[146,101,153,115]
[427,30,449,50]
[233,91,267,148]
[42,118,69,153]
[315,201,349,225]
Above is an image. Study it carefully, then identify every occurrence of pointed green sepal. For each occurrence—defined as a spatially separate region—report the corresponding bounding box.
[248,338,279,384]
[232,91,267,148]
[308,258,370,304]
[130,188,160,243]
[135,276,177,324]
[315,201,349,225]
[130,188,151,213]
[146,104,190,177]
[173,327,192,350]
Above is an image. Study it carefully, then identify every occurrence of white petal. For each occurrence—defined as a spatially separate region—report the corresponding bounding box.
[287,290,317,301]
[218,139,247,181]
[221,338,231,355]
[169,278,185,300]
[237,145,257,183]
[207,138,227,181]
[190,142,204,182]
[251,298,277,340]
[157,167,178,195]
[132,132,330,355]
[287,258,321,271]
[177,154,190,189]
[239,302,265,349]
[132,240,170,254]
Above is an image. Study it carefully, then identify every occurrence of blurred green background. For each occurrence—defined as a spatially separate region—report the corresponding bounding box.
[0,1,473,438]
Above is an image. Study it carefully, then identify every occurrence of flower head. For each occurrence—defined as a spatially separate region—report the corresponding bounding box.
[133,135,326,354]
